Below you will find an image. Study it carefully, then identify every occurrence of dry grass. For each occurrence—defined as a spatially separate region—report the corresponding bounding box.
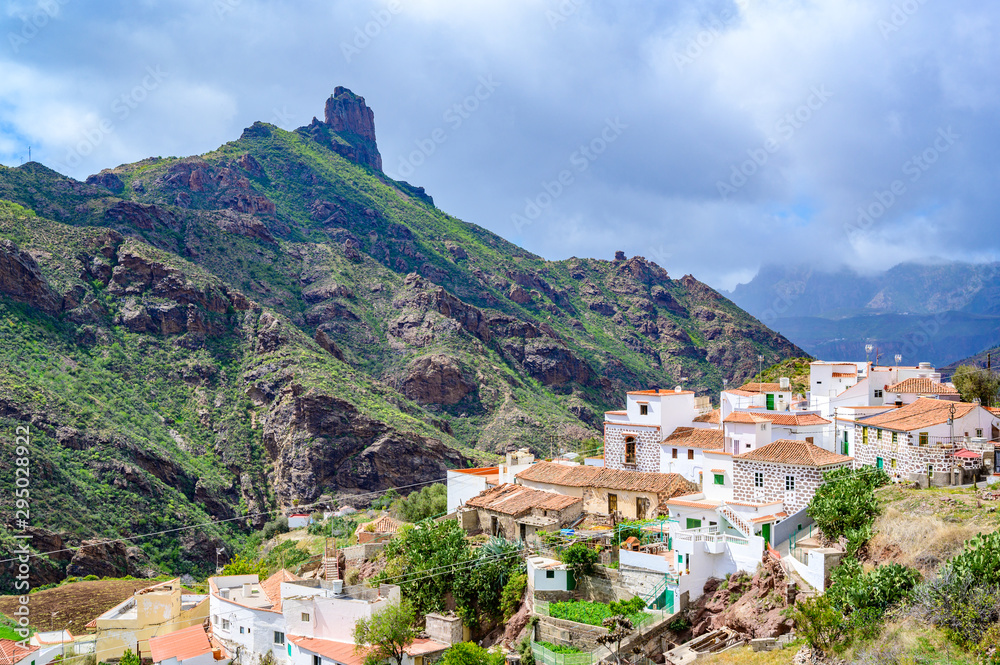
[867,484,1000,574]
[697,646,799,665]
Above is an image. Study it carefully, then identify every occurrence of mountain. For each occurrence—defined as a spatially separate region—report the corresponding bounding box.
[940,344,1000,379]
[726,262,1000,366]
[0,88,803,586]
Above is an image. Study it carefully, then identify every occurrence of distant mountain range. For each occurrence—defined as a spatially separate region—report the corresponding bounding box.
[725,262,1000,367]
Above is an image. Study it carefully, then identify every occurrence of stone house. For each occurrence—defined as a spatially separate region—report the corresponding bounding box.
[604,388,706,473]
[659,427,725,484]
[852,397,1000,484]
[461,483,582,541]
[515,461,696,520]
[732,439,853,515]
[353,514,402,544]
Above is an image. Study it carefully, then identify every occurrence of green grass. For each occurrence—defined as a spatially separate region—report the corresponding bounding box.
[548,600,645,627]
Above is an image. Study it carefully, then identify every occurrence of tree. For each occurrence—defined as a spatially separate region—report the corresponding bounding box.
[221,552,269,577]
[807,466,889,553]
[375,520,471,615]
[391,484,447,522]
[353,600,417,665]
[438,642,504,665]
[596,597,646,665]
[560,542,600,577]
[952,365,1000,408]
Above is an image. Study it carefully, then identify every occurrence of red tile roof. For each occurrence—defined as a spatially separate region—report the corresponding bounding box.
[405,639,450,656]
[0,640,38,665]
[723,412,829,426]
[465,483,581,517]
[886,378,960,395]
[516,462,696,496]
[735,439,853,467]
[739,382,784,393]
[288,636,365,665]
[148,625,213,664]
[663,427,725,450]
[859,397,979,431]
[665,494,721,509]
[260,568,301,613]
[953,449,983,459]
[751,512,789,523]
[693,408,721,424]
[724,389,759,397]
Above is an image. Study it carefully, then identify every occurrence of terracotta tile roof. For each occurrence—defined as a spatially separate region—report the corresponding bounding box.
[665,493,721,509]
[735,439,853,467]
[693,408,720,424]
[516,462,696,496]
[605,410,627,415]
[831,372,856,378]
[148,625,213,664]
[751,512,789,523]
[405,639,450,656]
[739,382,784,393]
[355,514,403,537]
[859,397,979,432]
[953,449,983,459]
[723,412,829,427]
[663,427,725,450]
[725,500,784,508]
[724,388,759,397]
[710,468,726,473]
[288,636,365,665]
[989,407,1000,416]
[260,568,301,612]
[886,378,960,395]
[465,483,581,517]
[0,640,38,665]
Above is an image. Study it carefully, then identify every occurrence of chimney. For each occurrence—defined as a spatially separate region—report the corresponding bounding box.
[242,582,252,597]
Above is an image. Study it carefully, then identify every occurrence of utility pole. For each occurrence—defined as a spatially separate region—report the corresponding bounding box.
[28,147,31,162]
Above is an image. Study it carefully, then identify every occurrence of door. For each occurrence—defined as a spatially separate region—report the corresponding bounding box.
[766,394,775,410]
[608,493,618,514]
[761,523,771,545]
[876,457,883,470]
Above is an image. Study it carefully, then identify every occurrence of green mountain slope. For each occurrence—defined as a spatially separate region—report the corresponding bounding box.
[0,88,804,587]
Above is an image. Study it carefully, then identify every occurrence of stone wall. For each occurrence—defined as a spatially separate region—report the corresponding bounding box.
[536,616,608,651]
[605,424,661,473]
[732,460,851,513]
[341,542,384,563]
[618,565,669,600]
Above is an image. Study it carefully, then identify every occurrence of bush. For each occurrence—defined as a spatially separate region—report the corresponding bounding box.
[807,466,889,553]
[534,641,584,655]
[501,571,527,621]
[438,642,505,665]
[549,600,644,627]
[560,542,599,576]
[261,516,289,540]
[391,484,447,522]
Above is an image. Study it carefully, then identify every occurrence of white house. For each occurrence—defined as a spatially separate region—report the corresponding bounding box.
[884,377,961,405]
[808,360,947,418]
[288,514,313,530]
[604,387,707,473]
[210,572,294,664]
[853,397,1000,484]
[658,427,725,483]
[723,411,833,453]
[526,556,574,593]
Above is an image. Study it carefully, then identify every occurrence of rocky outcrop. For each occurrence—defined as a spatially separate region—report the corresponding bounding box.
[104,201,180,232]
[86,170,125,194]
[687,555,793,640]
[301,87,383,171]
[211,209,276,242]
[0,238,60,312]
[155,160,276,215]
[402,354,477,405]
[261,389,469,503]
[66,540,159,579]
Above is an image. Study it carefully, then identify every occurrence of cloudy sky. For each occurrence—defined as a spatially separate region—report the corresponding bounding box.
[1,0,997,290]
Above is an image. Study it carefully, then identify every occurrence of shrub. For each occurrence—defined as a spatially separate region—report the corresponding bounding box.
[261,516,289,540]
[534,641,584,655]
[391,484,447,522]
[787,595,849,651]
[807,466,889,553]
[560,542,599,577]
[501,571,527,621]
[438,642,504,665]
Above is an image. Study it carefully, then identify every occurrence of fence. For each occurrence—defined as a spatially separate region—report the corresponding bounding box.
[531,642,594,665]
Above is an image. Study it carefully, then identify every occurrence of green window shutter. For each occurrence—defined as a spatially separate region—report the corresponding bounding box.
[714,474,724,485]
[685,518,702,529]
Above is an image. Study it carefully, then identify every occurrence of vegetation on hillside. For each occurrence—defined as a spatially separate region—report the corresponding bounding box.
[951,364,1000,407]
[749,356,812,395]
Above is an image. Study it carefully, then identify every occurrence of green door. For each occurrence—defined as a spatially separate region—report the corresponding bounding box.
[686,518,702,530]
[761,523,771,545]
[651,588,674,611]
[876,457,884,469]
[766,394,775,410]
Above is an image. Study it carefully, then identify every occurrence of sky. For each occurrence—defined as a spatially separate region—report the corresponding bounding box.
[1,0,998,291]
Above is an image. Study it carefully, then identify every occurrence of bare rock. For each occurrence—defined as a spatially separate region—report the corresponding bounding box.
[402,354,476,405]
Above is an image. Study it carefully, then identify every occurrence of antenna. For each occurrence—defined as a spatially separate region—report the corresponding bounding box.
[28,146,31,162]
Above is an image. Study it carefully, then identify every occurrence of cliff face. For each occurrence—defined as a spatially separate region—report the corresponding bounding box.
[0,89,803,585]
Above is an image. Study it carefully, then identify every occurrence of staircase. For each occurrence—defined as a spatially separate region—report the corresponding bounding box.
[717,506,753,539]
[323,538,340,581]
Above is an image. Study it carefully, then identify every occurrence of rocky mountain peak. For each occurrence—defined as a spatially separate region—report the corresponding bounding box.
[325,86,377,141]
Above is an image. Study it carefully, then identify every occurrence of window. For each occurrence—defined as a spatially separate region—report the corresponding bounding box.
[274,632,285,646]
[240,626,245,634]
[746,443,752,450]
[890,458,897,468]
[760,424,766,431]
[754,472,764,488]
[640,404,648,415]
[919,432,929,446]
[891,432,897,444]
[805,437,814,444]
[625,437,636,465]
[977,428,984,438]
[672,448,678,459]
[874,389,883,398]
[927,464,934,478]
[843,430,848,443]
[545,570,555,579]
[221,619,230,631]
[714,474,725,485]
[785,476,795,491]
[314,656,322,665]
[687,449,694,460]
[862,427,868,444]
[301,612,311,623]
